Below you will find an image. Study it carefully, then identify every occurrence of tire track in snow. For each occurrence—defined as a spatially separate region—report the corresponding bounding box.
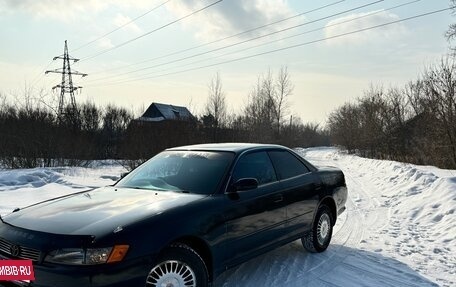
[303,150,440,286]
[301,149,440,287]
[301,157,366,285]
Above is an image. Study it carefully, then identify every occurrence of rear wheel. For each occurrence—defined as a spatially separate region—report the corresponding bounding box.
[146,244,209,287]
[302,205,333,253]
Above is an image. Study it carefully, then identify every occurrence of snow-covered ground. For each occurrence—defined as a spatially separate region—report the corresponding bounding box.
[0,162,126,215]
[0,148,455,286]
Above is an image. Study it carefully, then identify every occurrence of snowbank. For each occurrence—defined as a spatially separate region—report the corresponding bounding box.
[0,163,126,215]
[298,147,456,286]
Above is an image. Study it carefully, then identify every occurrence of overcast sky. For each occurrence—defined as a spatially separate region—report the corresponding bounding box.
[0,0,453,125]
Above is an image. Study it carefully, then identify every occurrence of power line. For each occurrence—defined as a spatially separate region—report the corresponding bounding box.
[85,0,384,83]
[29,0,173,89]
[86,6,451,87]
[79,0,223,62]
[87,0,346,75]
[29,59,55,89]
[73,0,173,52]
[114,0,422,79]
[170,0,422,73]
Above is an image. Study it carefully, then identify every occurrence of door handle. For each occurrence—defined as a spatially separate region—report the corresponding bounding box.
[273,194,283,203]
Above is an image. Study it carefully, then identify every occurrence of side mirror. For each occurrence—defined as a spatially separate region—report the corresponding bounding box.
[232,178,259,192]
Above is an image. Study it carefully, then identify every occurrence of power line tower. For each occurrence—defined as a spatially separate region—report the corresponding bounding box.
[45,40,87,119]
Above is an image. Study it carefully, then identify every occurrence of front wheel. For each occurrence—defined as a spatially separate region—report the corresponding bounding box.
[302,205,333,253]
[146,244,209,287]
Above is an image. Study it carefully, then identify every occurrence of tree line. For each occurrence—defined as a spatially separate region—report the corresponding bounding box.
[328,58,456,168]
[2,60,455,170]
[0,95,132,168]
[0,67,329,169]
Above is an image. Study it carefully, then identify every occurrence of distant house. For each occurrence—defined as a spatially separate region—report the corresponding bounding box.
[126,103,198,157]
[135,102,195,123]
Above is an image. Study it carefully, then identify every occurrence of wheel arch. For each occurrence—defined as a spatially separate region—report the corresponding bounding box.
[318,196,337,226]
[169,235,213,282]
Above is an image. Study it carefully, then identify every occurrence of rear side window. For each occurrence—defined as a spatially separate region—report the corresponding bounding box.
[232,151,277,185]
[268,150,310,180]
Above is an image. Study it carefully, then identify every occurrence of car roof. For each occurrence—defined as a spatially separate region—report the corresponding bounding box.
[167,143,288,154]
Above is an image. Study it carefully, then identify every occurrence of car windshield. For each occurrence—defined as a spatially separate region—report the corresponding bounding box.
[116,150,234,194]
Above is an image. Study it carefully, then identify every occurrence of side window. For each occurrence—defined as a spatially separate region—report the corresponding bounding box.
[232,151,277,185]
[268,150,310,180]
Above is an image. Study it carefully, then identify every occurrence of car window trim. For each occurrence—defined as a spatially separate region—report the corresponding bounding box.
[234,150,278,185]
[276,170,313,182]
[224,149,279,193]
[267,149,313,180]
[290,150,318,172]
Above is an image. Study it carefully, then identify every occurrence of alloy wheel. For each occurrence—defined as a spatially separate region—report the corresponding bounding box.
[146,260,196,287]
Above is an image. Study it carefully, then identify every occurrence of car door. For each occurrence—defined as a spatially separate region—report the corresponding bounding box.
[268,150,321,238]
[223,151,287,266]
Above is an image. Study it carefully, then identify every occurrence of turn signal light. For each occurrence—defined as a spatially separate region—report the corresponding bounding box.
[107,245,129,263]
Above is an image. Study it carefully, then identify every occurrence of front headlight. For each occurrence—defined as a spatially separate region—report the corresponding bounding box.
[45,245,129,265]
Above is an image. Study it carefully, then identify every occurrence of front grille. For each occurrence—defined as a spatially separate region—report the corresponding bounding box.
[0,237,41,261]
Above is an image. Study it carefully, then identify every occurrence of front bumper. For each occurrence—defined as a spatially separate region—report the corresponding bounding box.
[0,219,157,287]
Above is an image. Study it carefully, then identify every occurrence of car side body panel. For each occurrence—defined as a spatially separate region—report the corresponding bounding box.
[221,181,287,267]
[281,173,321,238]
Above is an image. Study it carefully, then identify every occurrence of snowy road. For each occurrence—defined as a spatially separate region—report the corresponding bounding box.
[0,148,455,286]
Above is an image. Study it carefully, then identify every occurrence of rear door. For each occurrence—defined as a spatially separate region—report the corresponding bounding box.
[268,150,320,237]
[223,151,287,266]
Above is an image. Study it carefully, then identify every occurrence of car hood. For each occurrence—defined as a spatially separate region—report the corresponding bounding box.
[2,186,206,237]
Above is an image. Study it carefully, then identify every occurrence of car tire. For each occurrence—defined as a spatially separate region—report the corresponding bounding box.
[302,204,333,253]
[145,243,209,287]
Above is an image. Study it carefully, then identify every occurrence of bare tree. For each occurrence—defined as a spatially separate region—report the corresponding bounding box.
[102,105,133,158]
[446,0,456,52]
[385,87,409,128]
[0,92,6,112]
[423,57,456,166]
[81,102,101,132]
[243,74,274,142]
[274,66,293,135]
[205,72,227,128]
[328,103,362,152]
[261,69,277,130]
[239,67,294,142]
[404,80,426,116]
[204,72,227,141]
